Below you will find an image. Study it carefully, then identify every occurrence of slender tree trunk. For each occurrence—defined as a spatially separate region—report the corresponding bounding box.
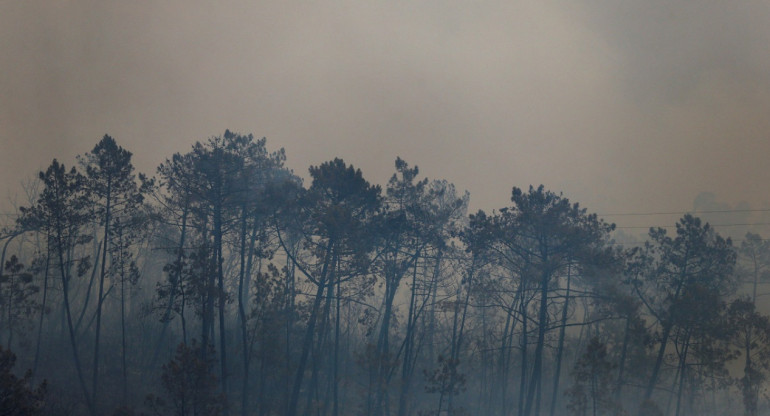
[745,252,760,416]
[75,240,100,334]
[752,253,759,305]
[675,332,691,416]
[305,257,335,416]
[479,298,490,416]
[212,198,229,413]
[288,284,325,416]
[397,258,421,416]
[121,260,128,404]
[644,260,688,403]
[644,309,677,402]
[33,244,51,379]
[287,241,333,416]
[92,176,111,411]
[535,367,543,416]
[499,278,524,416]
[180,291,188,345]
[0,232,21,343]
[447,258,474,413]
[614,317,631,401]
[518,293,529,416]
[426,250,442,362]
[285,245,296,415]
[117,223,131,406]
[524,263,550,416]
[549,264,571,416]
[374,260,400,416]
[745,330,756,416]
[498,310,513,416]
[56,229,95,416]
[150,203,188,365]
[6,275,14,347]
[333,261,342,416]
[237,207,252,416]
[591,371,598,416]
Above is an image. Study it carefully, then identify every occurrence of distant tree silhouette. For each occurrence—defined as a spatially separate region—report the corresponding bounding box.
[727,298,770,416]
[631,215,736,412]
[486,185,616,416]
[79,134,150,410]
[19,160,95,415]
[156,131,287,412]
[278,158,380,416]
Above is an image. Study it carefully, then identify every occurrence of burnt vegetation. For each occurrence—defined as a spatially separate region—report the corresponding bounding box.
[1,131,769,416]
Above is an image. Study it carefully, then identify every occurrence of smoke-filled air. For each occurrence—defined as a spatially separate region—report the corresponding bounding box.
[2,2,770,416]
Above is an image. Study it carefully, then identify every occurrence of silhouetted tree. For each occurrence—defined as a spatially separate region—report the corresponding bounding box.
[0,344,46,415]
[156,131,287,413]
[146,340,225,416]
[19,160,95,414]
[79,134,149,410]
[631,215,736,412]
[0,256,39,347]
[277,158,380,416]
[727,298,770,416]
[565,338,623,416]
[738,232,770,306]
[421,355,467,416]
[489,185,615,416]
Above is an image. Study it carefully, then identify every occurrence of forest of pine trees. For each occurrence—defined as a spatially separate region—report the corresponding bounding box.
[1,131,769,416]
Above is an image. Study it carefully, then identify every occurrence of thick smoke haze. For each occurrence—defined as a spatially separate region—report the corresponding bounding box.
[2,0,770,229]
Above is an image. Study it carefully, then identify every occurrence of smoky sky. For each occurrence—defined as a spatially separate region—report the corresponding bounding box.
[2,0,770,231]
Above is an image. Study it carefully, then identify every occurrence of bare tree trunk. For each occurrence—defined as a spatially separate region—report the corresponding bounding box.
[374,260,400,416]
[32,244,51,380]
[305,258,335,416]
[614,317,631,401]
[674,332,691,416]
[447,257,474,413]
[333,262,342,416]
[212,198,229,414]
[74,240,100,333]
[287,240,333,416]
[237,207,253,416]
[397,258,422,416]
[56,230,95,416]
[284,243,297,415]
[549,264,571,416]
[524,265,550,416]
[116,224,129,406]
[426,251,441,363]
[0,232,21,341]
[150,203,188,365]
[644,267,688,403]
[518,294,529,416]
[92,177,111,411]
[479,298,490,415]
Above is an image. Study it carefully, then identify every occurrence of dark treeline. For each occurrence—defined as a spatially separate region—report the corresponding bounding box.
[1,132,769,416]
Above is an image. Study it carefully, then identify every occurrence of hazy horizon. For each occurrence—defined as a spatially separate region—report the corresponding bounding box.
[2,1,769,234]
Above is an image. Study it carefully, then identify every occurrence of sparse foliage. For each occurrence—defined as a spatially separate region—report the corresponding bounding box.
[2,132,765,416]
[146,340,224,416]
[0,345,46,415]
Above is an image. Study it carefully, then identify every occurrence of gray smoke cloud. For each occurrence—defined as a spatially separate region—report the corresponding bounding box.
[2,0,769,231]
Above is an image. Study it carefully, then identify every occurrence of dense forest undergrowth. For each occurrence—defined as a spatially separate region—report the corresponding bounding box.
[1,131,769,416]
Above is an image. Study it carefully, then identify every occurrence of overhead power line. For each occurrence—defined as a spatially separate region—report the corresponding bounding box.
[616,222,770,230]
[600,208,770,217]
